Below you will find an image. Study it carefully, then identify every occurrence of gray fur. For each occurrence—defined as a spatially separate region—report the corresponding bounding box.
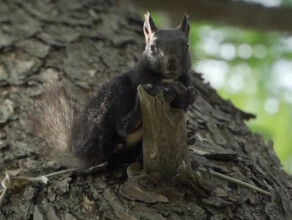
[29,83,79,168]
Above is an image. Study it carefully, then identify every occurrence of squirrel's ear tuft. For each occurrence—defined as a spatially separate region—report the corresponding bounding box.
[178,13,190,38]
[143,11,157,40]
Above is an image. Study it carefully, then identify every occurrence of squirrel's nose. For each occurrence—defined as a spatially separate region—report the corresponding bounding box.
[166,58,177,71]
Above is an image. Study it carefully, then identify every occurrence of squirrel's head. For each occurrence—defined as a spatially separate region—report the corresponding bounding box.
[142,12,191,80]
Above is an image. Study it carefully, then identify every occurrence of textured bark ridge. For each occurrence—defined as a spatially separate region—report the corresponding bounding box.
[0,0,292,219]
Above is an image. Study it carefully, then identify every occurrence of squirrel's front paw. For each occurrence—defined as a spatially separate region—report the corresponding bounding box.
[142,84,159,96]
[185,87,198,105]
[169,84,198,110]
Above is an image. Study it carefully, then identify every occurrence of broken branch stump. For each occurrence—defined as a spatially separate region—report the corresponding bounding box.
[137,85,191,181]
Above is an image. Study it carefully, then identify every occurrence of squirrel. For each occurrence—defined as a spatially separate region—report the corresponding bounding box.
[30,12,197,170]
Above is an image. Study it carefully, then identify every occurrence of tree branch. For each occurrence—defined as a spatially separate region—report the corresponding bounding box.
[134,0,292,33]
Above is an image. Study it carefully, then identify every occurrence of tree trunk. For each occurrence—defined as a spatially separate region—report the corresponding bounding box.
[0,0,291,219]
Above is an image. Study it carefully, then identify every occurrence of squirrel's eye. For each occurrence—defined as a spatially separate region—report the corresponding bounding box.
[185,43,189,50]
[150,44,156,52]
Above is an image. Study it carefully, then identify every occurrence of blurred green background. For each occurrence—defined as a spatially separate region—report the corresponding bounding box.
[134,0,292,173]
[190,22,292,173]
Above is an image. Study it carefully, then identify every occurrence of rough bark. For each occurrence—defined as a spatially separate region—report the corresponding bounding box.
[0,0,291,220]
[134,0,292,33]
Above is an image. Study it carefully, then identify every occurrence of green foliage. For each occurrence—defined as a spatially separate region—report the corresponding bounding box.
[190,21,292,173]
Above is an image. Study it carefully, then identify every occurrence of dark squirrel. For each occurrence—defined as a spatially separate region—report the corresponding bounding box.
[30,12,197,170]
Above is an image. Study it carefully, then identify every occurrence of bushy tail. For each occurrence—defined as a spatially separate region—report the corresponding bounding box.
[29,83,79,168]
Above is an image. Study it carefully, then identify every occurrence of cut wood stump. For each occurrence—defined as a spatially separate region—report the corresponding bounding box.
[138,85,191,181]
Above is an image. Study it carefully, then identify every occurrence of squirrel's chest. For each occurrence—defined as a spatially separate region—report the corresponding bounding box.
[126,126,143,146]
[126,115,143,146]
[161,78,175,83]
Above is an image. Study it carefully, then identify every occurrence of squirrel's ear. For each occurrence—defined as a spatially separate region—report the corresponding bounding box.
[178,13,190,38]
[143,12,157,41]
